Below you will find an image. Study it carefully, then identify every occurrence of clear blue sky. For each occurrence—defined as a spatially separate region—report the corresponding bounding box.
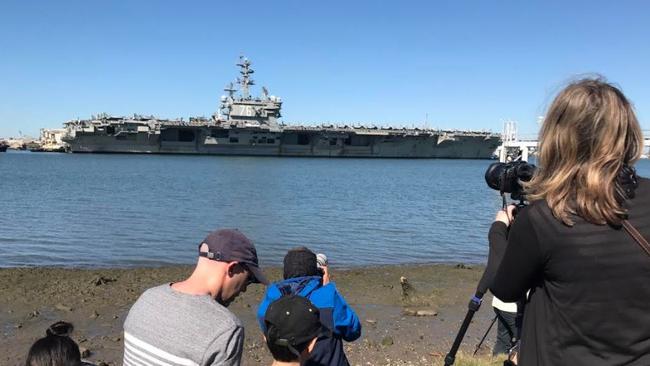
[1,0,649,138]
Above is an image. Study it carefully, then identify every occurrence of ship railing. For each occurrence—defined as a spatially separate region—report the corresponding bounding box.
[282,124,497,136]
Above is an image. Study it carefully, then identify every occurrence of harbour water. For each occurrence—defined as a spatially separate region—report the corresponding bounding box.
[2,151,649,268]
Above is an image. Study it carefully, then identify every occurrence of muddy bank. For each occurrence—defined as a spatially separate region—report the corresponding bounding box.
[0,264,499,365]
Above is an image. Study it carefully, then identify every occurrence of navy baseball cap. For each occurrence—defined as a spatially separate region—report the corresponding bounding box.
[198,229,268,285]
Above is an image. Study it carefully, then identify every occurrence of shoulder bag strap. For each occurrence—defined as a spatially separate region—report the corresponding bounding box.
[622,220,650,257]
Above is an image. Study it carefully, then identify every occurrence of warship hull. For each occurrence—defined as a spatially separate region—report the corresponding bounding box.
[65,126,500,158]
[61,57,501,158]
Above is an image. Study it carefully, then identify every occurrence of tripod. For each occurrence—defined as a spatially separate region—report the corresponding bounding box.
[444,196,525,366]
[443,291,487,366]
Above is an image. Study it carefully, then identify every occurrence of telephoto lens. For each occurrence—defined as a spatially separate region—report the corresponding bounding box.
[316,253,328,269]
[484,161,536,201]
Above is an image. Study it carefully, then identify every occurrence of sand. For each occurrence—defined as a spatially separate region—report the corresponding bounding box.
[0,264,501,366]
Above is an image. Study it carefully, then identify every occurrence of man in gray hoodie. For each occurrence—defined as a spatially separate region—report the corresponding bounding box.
[123,229,268,366]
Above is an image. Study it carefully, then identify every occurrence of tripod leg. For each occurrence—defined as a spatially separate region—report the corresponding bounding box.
[444,295,483,366]
[473,315,498,355]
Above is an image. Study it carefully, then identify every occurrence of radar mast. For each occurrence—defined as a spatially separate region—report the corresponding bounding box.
[236,56,255,99]
[218,56,282,127]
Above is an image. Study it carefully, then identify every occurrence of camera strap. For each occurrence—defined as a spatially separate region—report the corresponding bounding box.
[622,220,650,257]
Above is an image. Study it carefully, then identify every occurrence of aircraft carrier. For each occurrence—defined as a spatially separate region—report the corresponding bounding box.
[62,57,500,158]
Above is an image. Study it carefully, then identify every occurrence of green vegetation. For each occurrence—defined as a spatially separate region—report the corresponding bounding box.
[435,352,507,366]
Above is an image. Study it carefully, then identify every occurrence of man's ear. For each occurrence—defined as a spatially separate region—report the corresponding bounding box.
[226,261,240,277]
[306,337,317,353]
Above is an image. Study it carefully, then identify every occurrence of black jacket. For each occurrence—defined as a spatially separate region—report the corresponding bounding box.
[489,177,650,366]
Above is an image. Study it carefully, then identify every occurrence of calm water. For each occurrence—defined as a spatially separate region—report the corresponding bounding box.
[2,151,649,268]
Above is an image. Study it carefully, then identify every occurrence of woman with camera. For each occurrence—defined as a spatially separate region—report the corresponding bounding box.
[488,78,650,365]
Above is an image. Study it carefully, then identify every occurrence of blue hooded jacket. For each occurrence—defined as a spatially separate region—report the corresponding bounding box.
[257,276,362,366]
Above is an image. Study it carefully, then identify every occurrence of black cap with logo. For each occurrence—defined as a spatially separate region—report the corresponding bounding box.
[264,295,327,355]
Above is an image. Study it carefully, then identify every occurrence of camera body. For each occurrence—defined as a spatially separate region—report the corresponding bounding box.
[316,253,328,275]
[485,161,537,202]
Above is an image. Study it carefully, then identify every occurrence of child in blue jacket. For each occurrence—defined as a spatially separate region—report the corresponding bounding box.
[257,247,361,366]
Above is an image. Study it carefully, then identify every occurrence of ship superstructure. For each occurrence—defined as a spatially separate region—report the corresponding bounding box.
[62,57,500,158]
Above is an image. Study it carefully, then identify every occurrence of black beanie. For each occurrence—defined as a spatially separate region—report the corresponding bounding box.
[283,247,319,279]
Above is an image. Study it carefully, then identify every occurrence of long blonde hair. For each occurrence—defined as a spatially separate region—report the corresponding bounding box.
[525,78,644,226]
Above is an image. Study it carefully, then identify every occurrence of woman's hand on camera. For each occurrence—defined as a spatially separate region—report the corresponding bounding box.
[495,205,517,226]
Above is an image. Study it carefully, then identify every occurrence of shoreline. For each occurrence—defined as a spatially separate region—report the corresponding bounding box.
[0,260,488,270]
[1,263,499,365]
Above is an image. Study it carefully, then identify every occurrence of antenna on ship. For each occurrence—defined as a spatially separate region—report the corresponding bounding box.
[236,56,255,100]
[224,82,236,99]
[220,82,237,120]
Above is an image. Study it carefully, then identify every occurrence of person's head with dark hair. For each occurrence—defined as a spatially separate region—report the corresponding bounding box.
[26,321,82,366]
[283,247,319,280]
[264,295,324,365]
